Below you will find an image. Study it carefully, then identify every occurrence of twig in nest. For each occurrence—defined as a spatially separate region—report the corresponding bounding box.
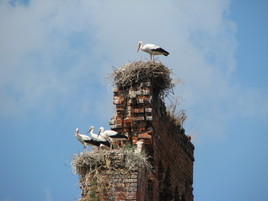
[108,61,174,98]
[71,148,152,176]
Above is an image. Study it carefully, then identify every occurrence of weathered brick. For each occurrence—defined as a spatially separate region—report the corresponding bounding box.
[138,133,152,139]
[145,107,153,113]
[137,98,144,104]
[145,115,153,121]
[130,108,144,113]
[78,79,194,201]
[116,107,125,111]
[116,119,122,124]
[132,116,145,121]
[129,90,137,98]
[124,118,132,123]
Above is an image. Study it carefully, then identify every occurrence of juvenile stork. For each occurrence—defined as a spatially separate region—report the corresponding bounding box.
[137,41,169,60]
[75,128,100,151]
[87,126,111,147]
[135,139,144,153]
[98,127,128,148]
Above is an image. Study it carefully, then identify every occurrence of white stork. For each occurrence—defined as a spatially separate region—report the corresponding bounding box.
[87,126,111,147]
[98,127,128,148]
[137,41,169,60]
[75,128,100,151]
[135,139,144,153]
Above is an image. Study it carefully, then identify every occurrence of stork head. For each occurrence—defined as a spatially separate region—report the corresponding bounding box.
[98,127,105,135]
[87,126,94,133]
[137,41,143,52]
[75,128,79,135]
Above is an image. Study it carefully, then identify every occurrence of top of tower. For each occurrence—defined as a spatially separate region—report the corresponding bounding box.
[109,61,174,97]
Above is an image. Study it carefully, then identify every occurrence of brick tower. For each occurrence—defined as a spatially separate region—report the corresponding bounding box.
[73,61,194,201]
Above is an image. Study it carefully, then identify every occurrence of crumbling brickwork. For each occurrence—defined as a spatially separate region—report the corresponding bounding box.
[76,61,194,201]
[108,82,194,201]
[109,82,154,143]
[80,172,139,201]
[151,98,194,201]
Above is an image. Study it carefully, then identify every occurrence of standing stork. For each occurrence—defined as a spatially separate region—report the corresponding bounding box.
[87,126,111,147]
[75,128,100,151]
[137,41,169,60]
[98,127,128,148]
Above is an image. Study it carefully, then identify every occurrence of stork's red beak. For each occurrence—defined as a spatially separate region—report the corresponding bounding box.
[137,44,140,52]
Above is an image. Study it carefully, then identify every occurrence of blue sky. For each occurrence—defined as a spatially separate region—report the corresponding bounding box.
[0,0,267,201]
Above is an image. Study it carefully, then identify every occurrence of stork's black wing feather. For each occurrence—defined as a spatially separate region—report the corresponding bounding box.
[85,139,100,146]
[100,140,111,147]
[152,47,169,56]
[110,134,128,139]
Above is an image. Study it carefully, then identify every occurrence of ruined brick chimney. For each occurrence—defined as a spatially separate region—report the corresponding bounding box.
[73,61,194,201]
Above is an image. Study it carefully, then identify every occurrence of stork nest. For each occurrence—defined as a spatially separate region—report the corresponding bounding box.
[72,147,152,177]
[109,61,174,97]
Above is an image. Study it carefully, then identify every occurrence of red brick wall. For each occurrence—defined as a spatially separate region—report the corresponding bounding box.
[151,98,194,201]
[109,82,194,201]
[79,171,140,201]
[79,81,194,201]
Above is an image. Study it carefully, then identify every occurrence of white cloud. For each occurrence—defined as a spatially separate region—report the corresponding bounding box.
[0,0,266,140]
[0,0,102,119]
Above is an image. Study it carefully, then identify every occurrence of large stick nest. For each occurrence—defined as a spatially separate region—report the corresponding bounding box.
[72,147,152,176]
[109,61,174,97]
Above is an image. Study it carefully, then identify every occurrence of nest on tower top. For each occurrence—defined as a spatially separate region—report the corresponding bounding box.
[109,61,174,97]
